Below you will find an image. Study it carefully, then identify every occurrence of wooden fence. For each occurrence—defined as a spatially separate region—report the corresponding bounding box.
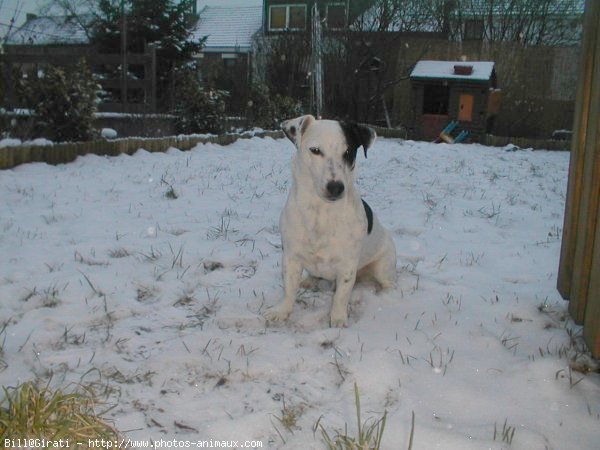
[2,44,156,113]
[481,134,571,151]
[0,122,572,171]
[557,0,600,358]
[0,124,418,171]
[0,131,284,170]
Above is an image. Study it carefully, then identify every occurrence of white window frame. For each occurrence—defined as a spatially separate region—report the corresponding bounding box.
[269,4,307,31]
[326,2,347,30]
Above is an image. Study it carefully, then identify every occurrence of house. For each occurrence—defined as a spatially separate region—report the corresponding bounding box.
[260,1,399,120]
[3,6,265,115]
[2,15,94,112]
[3,14,90,45]
[263,0,372,33]
[453,0,585,45]
[189,5,263,110]
[304,0,584,45]
[2,13,160,114]
[409,60,501,142]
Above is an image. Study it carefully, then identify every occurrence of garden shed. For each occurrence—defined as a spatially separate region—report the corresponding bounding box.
[409,60,501,142]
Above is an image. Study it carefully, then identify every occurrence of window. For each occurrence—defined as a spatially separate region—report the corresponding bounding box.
[270,6,286,29]
[464,19,484,40]
[223,59,236,68]
[326,3,346,29]
[222,53,238,69]
[269,4,307,31]
[423,85,449,115]
[289,6,306,29]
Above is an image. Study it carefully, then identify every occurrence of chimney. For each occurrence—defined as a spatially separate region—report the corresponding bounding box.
[454,65,473,75]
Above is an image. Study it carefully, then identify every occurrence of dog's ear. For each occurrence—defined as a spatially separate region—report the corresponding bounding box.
[340,122,377,158]
[281,115,315,148]
[357,124,376,158]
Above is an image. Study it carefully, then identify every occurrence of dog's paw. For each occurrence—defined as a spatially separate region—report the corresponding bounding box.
[329,310,348,328]
[376,279,396,293]
[264,304,292,323]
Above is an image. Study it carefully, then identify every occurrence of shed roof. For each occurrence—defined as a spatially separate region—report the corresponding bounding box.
[5,15,90,45]
[410,60,495,82]
[191,6,262,53]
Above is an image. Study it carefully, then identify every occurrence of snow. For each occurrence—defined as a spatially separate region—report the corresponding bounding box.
[196,0,262,11]
[191,6,263,52]
[0,138,22,148]
[101,128,118,139]
[1,136,598,449]
[0,137,53,148]
[4,15,90,45]
[411,61,495,82]
[95,112,178,120]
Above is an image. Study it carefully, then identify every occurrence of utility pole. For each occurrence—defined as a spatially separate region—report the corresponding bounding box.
[311,3,323,119]
[121,0,128,112]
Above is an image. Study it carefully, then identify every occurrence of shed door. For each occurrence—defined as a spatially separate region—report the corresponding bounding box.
[458,94,474,122]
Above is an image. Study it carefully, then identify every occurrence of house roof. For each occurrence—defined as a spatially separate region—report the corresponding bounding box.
[191,6,262,53]
[410,60,495,82]
[351,0,584,33]
[456,0,585,18]
[351,2,438,32]
[5,15,90,45]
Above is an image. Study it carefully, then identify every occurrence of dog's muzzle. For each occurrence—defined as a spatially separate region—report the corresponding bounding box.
[325,180,345,201]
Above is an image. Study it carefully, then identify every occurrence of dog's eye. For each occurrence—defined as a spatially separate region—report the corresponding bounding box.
[309,147,322,156]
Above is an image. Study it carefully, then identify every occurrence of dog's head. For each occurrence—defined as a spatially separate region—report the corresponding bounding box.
[281,115,376,202]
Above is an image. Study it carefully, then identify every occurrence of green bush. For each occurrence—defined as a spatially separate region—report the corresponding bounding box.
[18,60,99,142]
[173,72,228,134]
[245,84,302,130]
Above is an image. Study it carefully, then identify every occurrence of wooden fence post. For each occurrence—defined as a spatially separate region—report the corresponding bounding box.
[557,0,600,357]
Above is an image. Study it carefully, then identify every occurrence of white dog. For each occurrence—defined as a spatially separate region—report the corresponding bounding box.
[264,115,397,327]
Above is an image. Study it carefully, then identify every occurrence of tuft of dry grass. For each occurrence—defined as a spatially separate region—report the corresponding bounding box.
[0,381,123,446]
[317,383,389,450]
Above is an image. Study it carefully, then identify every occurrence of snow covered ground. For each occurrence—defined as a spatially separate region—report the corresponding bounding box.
[1,136,598,449]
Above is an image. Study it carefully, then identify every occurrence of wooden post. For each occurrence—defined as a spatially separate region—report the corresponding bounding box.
[149,44,157,112]
[557,0,600,357]
[3,52,15,110]
[121,0,128,112]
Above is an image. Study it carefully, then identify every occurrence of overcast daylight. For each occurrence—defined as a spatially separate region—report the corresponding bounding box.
[0,1,262,31]
[0,1,598,449]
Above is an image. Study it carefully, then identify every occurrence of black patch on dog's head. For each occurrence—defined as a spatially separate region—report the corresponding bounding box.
[340,121,375,169]
[281,115,315,147]
[361,199,374,234]
[282,124,297,142]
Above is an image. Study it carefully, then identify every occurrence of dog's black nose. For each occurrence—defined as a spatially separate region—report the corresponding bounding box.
[326,180,345,199]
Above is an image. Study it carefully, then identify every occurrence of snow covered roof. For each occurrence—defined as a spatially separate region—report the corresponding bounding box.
[455,0,585,18]
[5,15,90,45]
[411,60,495,82]
[351,3,438,32]
[191,6,262,53]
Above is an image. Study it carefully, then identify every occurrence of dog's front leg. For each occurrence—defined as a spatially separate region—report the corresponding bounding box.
[264,255,303,323]
[330,268,357,328]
